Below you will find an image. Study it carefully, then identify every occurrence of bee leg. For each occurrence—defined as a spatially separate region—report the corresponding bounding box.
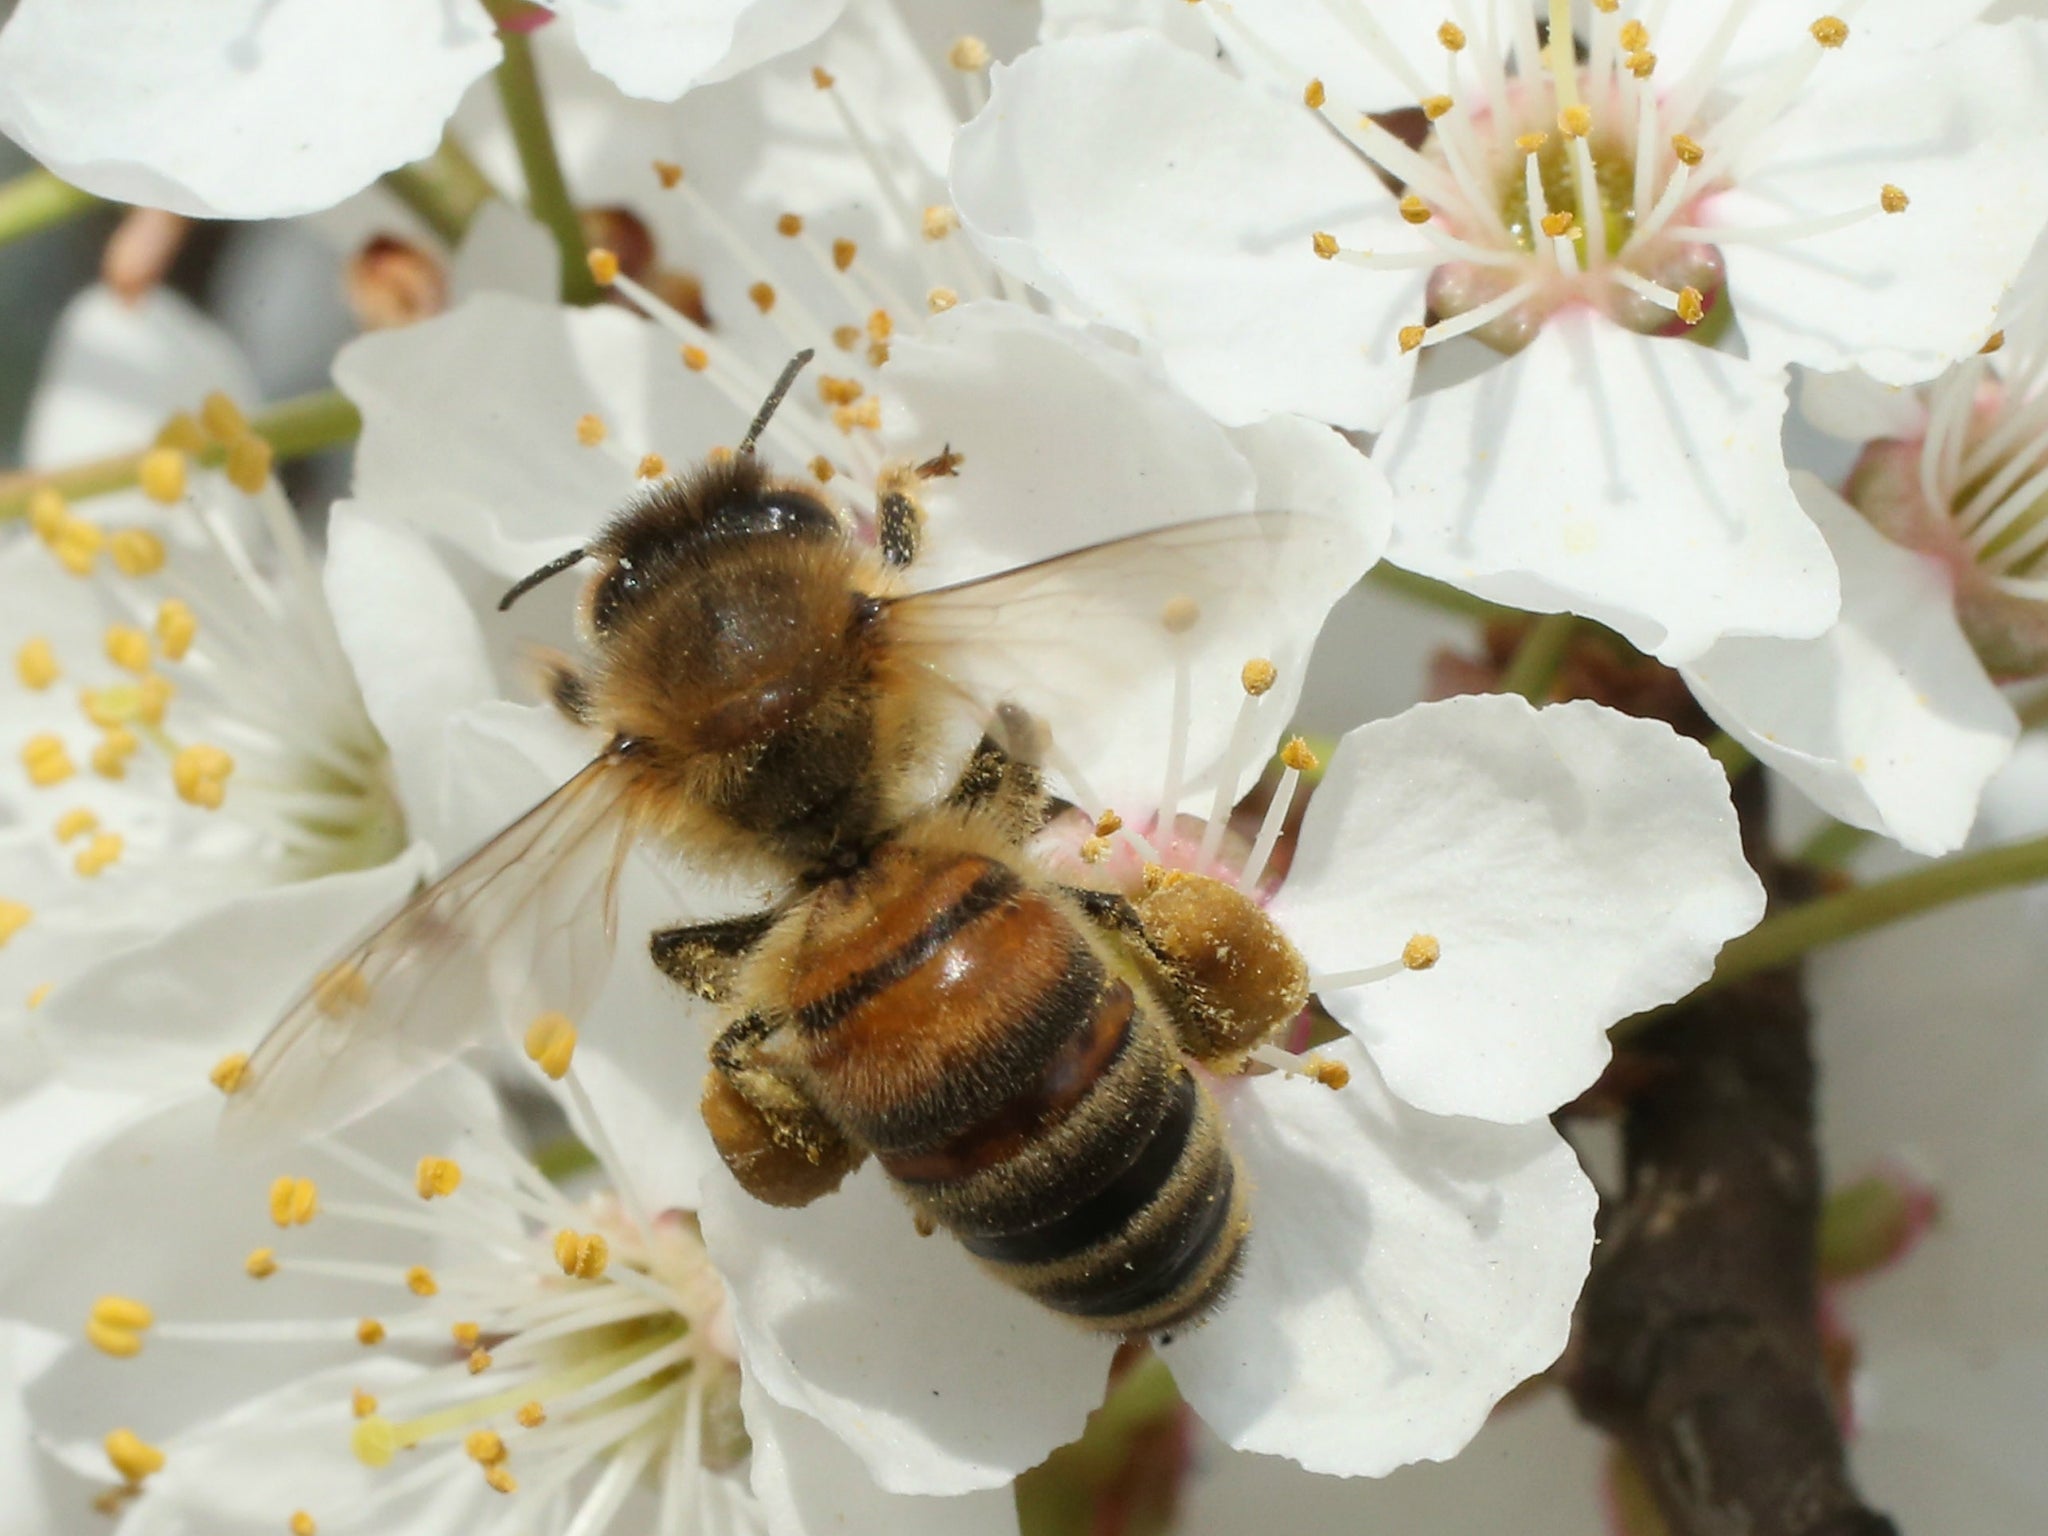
[947,733,1052,843]
[533,650,596,727]
[876,483,923,568]
[703,1012,864,1207]
[649,912,777,1004]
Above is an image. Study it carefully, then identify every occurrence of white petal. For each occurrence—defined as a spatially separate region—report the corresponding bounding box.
[1718,20,2048,383]
[1273,695,1765,1123]
[558,0,843,100]
[0,0,499,217]
[953,32,1420,430]
[701,1162,1113,1495]
[1166,1042,1596,1476]
[1683,475,2017,856]
[1377,316,1840,663]
[1795,365,1928,443]
[448,197,563,304]
[1040,0,1214,50]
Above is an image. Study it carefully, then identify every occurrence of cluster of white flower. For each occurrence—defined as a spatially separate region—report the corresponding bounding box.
[1,1,2045,1533]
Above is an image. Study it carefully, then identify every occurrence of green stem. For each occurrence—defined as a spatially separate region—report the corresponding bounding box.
[1705,830,2048,991]
[1366,562,1518,623]
[0,387,361,521]
[0,169,103,246]
[1798,817,1873,871]
[486,3,597,305]
[382,132,501,247]
[1703,730,1755,778]
[1499,612,1578,703]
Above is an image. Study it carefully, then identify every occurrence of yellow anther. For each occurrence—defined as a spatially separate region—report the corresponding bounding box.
[1311,231,1339,259]
[51,518,105,576]
[1398,324,1427,353]
[653,160,683,189]
[868,340,891,369]
[200,391,250,443]
[467,1347,493,1374]
[1094,808,1124,837]
[151,599,197,663]
[676,347,710,377]
[1437,20,1466,50]
[867,308,894,343]
[351,1390,378,1419]
[927,287,959,314]
[1241,658,1278,696]
[269,1175,320,1227]
[26,981,52,1009]
[1676,286,1706,325]
[0,900,30,947]
[1403,932,1442,970]
[226,434,274,494]
[22,733,75,787]
[156,413,207,455]
[1280,736,1321,773]
[1618,19,1649,51]
[352,1416,398,1468]
[110,529,167,577]
[809,455,836,482]
[104,625,151,674]
[139,447,188,505]
[811,65,836,89]
[86,1295,155,1358]
[484,1465,518,1495]
[1078,835,1112,864]
[451,1321,482,1348]
[74,831,123,878]
[466,1429,508,1466]
[1540,211,1578,239]
[1160,594,1201,633]
[1515,130,1549,154]
[776,212,804,237]
[290,1510,317,1536]
[54,807,99,843]
[1881,184,1909,214]
[1592,0,1618,10]
[569,415,607,452]
[1626,50,1657,77]
[517,1401,546,1429]
[209,1052,250,1095]
[587,248,621,286]
[15,638,59,690]
[1398,193,1432,225]
[818,375,865,406]
[553,1229,611,1279]
[1811,15,1849,47]
[136,674,172,725]
[524,1012,578,1079]
[833,398,883,434]
[748,281,777,313]
[1304,1054,1351,1090]
[1671,133,1704,167]
[1558,103,1593,138]
[1303,78,1326,109]
[949,35,991,70]
[832,238,857,272]
[356,1318,386,1346]
[313,963,370,1017]
[104,1429,165,1484]
[922,204,960,240]
[27,485,66,539]
[245,1247,278,1279]
[1421,94,1453,120]
[415,1156,463,1200]
[707,445,736,466]
[637,453,668,480]
[172,743,235,810]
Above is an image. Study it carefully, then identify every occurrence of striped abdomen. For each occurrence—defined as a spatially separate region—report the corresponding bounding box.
[781,843,1247,1334]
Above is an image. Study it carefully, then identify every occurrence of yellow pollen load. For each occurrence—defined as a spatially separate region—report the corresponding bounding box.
[1398,193,1432,225]
[1437,20,1466,51]
[1241,657,1278,696]
[74,831,123,878]
[246,1247,279,1279]
[0,899,30,947]
[468,1347,493,1374]
[54,806,99,843]
[1094,808,1124,837]
[1303,78,1326,110]
[352,1390,378,1419]
[1398,323,1427,353]
[172,743,235,810]
[749,281,777,314]
[1619,18,1649,51]
[1421,94,1453,121]
[15,637,59,690]
[1676,286,1706,325]
[1403,932,1443,970]
[1540,211,1578,239]
[576,412,607,447]
[587,248,621,287]
[485,1466,518,1495]
[681,344,710,372]
[138,447,188,505]
[104,1428,165,1484]
[517,1401,546,1429]
[524,1012,578,1079]
[86,1295,155,1358]
[653,159,683,189]
[1280,736,1320,773]
[1515,130,1549,154]
[1312,231,1339,260]
[291,1511,317,1536]
[949,34,991,71]
[357,1318,387,1347]
[92,727,139,780]
[811,65,836,90]
[405,1265,439,1297]
[109,529,166,578]
[776,211,804,238]
[1810,15,1849,48]
[352,1416,398,1468]
[209,1051,250,1095]
[313,963,371,1017]
[23,733,75,787]
[226,435,274,494]
[269,1175,320,1227]
[465,1429,508,1466]
[1881,184,1909,214]
[927,287,960,314]
[832,238,858,273]
[554,1228,611,1279]
[922,204,960,240]
[416,1156,463,1199]
[1558,103,1593,139]
[637,452,668,480]
[103,625,150,674]
[451,1320,482,1348]
[200,390,250,443]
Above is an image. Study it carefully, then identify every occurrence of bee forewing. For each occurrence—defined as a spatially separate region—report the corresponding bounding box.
[221,755,636,1148]
[891,513,1358,786]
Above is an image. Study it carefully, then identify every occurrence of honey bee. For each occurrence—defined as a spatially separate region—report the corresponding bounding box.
[226,353,1344,1333]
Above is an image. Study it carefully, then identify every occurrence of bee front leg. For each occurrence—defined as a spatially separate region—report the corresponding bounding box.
[703,1011,864,1207]
[650,912,777,1003]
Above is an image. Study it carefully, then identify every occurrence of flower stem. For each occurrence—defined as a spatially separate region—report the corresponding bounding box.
[1704,830,2048,991]
[1703,730,1754,778]
[485,2,598,305]
[0,388,361,522]
[0,169,103,246]
[382,132,501,248]
[1366,562,1518,622]
[1500,612,1578,702]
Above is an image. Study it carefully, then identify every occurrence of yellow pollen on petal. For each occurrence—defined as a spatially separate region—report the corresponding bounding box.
[922,204,960,240]
[15,638,59,690]
[92,728,139,780]
[1676,286,1706,325]
[654,159,683,189]
[172,743,235,809]
[104,1429,165,1484]
[23,733,76,787]
[356,1318,386,1346]
[415,1156,463,1200]
[54,807,99,843]
[405,1266,439,1297]
[139,447,188,505]
[0,900,30,947]
[290,1511,317,1536]
[1558,103,1593,138]
[1810,15,1849,47]
[1437,20,1466,50]
[949,35,991,70]
[516,1401,546,1429]
[1403,932,1442,970]
[200,391,250,444]
[465,1429,508,1466]
[927,287,959,314]
[484,1466,518,1495]
[524,1012,578,1079]
[637,453,668,480]
[1540,211,1578,239]
[269,1175,320,1227]
[313,963,370,1017]
[110,529,167,577]
[1881,184,1909,214]
[832,238,857,272]
[1303,78,1326,109]
[1618,19,1649,51]
[209,1052,249,1095]
[467,1348,493,1374]
[575,413,607,447]
[351,1390,378,1419]
[1398,193,1432,225]
[748,281,777,313]
[352,1416,398,1468]
[104,625,151,674]
[74,831,123,877]
[776,212,804,238]
[1671,133,1704,167]
[1515,131,1549,154]
[451,1321,482,1348]
[226,434,274,494]
[246,1247,278,1279]
[681,345,710,372]
[1398,324,1427,353]
[1421,94,1453,120]
[1280,736,1320,773]
[553,1229,610,1279]
[811,65,835,89]
[1241,657,1278,696]
[1311,231,1339,259]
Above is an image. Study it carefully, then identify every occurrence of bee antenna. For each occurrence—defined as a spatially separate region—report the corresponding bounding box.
[498,546,589,612]
[739,348,815,457]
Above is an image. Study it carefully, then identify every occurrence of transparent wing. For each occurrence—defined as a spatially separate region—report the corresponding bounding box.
[889,513,1360,796]
[223,754,638,1147]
